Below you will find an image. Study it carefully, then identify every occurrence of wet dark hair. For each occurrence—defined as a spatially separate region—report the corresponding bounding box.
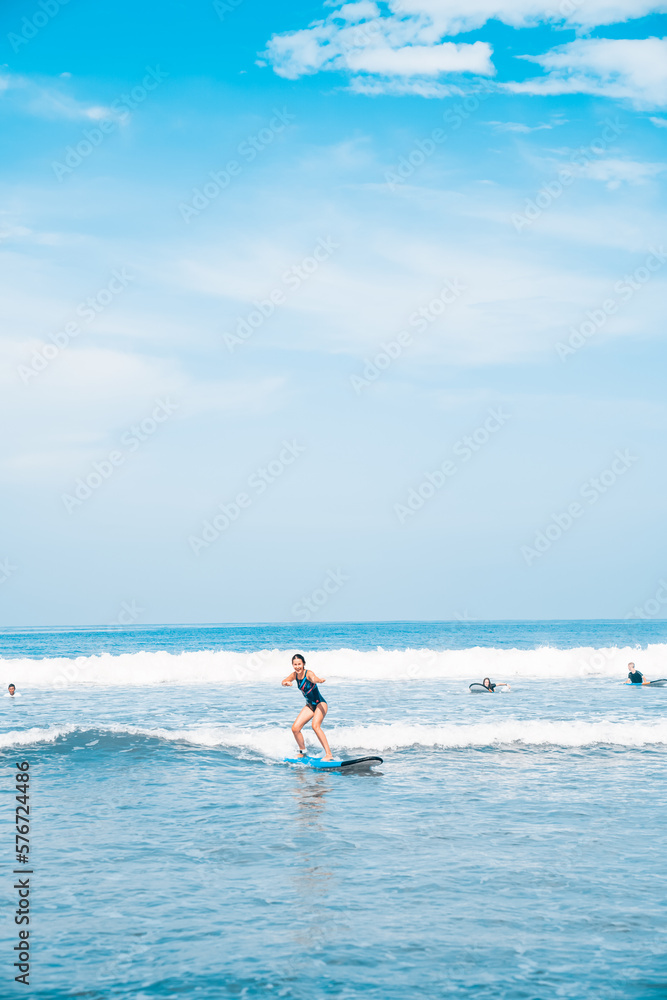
[8,683,15,688]
[482,677,491,686]
[292,654,306,666]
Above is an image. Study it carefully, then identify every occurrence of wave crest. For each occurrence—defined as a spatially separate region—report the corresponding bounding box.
[2,719,667,754]
[0,643,664,688]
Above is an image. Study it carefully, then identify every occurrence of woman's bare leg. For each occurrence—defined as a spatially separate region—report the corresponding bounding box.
[292,706,314,752]
[311,703,333,760]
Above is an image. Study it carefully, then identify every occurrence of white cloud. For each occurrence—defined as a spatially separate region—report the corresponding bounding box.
[334,1,382,21]
[263,2,667,91]
[485,119,563,132]
[345,41,494,75]
[650,115,667,127]
[262,3,496,86]
[0,71,120,122]
[509,36,667,108]
[349,77,463,97]
[264,27,493,83]
[395,0,667,32]
[171,202,667,369]
[0,336,285,482]
[0,223,32,243]
[577,157,667,189]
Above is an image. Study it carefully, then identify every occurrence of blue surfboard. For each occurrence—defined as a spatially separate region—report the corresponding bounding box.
[285,754,383,771]
[625,678,667,687]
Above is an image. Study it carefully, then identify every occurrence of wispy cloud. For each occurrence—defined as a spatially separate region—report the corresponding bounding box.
[0,71,121,122]
[346,41,494,76]
[485,119,565,133]
[348,77,464,97]
[508,37,667,109]
[577,157,667,189]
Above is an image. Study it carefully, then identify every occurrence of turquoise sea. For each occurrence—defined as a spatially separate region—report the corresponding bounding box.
[1,620,667,999]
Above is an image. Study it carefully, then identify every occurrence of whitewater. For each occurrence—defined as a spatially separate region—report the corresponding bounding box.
[2,617,667,688]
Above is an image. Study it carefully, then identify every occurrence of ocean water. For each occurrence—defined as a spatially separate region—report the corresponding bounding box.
[1,621,667,999]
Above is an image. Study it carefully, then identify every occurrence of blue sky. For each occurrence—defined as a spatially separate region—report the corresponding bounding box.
[1,0,666,625]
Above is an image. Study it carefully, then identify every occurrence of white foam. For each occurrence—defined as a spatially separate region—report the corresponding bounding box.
[2,719,666,753]
[0,643,663,688]
[0,724,75,749]
[326,719,667,750]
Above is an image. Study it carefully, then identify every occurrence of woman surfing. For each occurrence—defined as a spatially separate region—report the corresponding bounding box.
[282,653,333,761]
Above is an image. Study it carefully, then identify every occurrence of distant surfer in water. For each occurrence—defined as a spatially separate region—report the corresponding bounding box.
[5,684,18,698]
[282,654,333,761]
[627,662,648,685]
[482,677,510,692]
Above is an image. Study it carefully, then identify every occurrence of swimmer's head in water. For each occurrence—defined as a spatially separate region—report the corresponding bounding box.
[8,684,15,694]
[482,677,491,687]
[292,654,306,670]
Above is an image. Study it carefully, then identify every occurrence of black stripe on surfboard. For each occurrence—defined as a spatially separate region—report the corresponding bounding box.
[339,756,383,769]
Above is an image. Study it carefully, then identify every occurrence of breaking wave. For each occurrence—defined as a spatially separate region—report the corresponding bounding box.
[1,643,664,688]
[3,719,667,755]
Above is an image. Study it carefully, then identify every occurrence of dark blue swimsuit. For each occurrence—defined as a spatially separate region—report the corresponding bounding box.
[296,671,326,710]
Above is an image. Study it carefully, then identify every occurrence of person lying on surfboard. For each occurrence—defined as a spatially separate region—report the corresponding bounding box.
[282,653,333,761]
[482,676,510,692]
[627,662,649,685]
